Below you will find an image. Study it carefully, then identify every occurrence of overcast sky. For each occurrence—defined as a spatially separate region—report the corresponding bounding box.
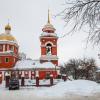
[0,0,100,65]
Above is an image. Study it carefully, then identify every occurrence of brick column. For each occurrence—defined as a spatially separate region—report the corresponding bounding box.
[36,76,39,87]
[0,74,2,84]
[2,71,5,81]
[21,71,25,86]
[29,71,31,79]
[36,71,39,87]
[7,45,9,51]
[57,70,61,79]
[5,72,10,88]
[62,74,67,81]
[50,74,53,86]
[3,44,5,52]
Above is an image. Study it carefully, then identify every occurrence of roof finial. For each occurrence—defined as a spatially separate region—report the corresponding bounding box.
[48,9,50,24]
[8,18,10,25]
[5,19,11,30]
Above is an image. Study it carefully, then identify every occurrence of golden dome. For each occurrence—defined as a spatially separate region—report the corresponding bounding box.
[0,33,16,41]
[5,24,11,30]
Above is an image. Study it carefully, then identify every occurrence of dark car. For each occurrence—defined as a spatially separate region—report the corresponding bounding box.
[9,78,19,90]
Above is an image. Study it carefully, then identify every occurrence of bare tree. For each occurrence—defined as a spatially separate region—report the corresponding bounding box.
[61,58,97,80]
[79,58,97,80]
[64,58,81,79]
[61,0,100,45]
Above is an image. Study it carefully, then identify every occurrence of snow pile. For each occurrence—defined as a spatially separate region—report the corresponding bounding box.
[0,80,100,99]
[0,81,6,90]
[35,80,100,97]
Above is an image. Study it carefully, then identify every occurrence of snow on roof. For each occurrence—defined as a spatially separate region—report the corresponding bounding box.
[36,62,56,69]
[14,59,56,69]
[0,50,14,54]
[14,60,34,69]
[41,32,57,37]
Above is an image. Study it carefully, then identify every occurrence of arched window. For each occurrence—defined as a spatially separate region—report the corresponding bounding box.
[46,43,52,55]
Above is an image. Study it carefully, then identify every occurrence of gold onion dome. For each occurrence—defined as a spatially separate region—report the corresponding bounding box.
[0,23,17,42]
[0,34,16,41]
[5,23,11,30]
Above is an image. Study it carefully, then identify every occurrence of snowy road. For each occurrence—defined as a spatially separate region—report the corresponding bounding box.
[0,90,100,100]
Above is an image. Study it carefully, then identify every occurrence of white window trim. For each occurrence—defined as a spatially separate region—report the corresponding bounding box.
[45,41,53,46]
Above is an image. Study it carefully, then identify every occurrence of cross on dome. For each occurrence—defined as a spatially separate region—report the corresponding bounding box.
[48,9,50,24]
[5,19,11,31]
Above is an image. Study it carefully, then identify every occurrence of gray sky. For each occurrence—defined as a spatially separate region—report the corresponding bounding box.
[0,0,100,65]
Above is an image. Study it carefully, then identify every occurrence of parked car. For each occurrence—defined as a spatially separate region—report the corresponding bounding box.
[9,78,19,90]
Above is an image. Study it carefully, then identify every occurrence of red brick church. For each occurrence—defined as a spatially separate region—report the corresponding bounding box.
[0,10,60,80]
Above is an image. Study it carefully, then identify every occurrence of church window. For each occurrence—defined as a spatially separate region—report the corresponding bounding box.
[5,58,9,63]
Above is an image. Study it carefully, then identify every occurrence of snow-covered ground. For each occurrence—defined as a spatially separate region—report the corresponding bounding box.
[0,80,100,100]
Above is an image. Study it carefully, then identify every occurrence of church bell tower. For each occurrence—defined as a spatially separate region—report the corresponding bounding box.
[40,10,58,66]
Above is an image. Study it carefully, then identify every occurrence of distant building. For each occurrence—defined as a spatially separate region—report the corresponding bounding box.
[0,10,60,80]
[19,52,26,60]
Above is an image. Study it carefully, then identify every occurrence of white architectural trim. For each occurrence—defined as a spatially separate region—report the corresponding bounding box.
[40,55,58,60]
[0,52,18,58]
[3,45,5,52]
[21,71,24,77]
[45,41,54,46]
[7,45,9,51]
[40,32,57,37]
[41,45,56,47]
[40,36,58,39]
[29,71,31,78]
[36,70,39,77]
[2,71,4,80]
[57,70,60,75]
[0,41,19,47]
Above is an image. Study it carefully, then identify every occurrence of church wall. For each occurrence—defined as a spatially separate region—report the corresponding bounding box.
[41,38,57,46]
[52,47,57,55]
[38,70,57,79]
[0,69,58,84]
[0,56,17,68]
[41,47,46,55]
